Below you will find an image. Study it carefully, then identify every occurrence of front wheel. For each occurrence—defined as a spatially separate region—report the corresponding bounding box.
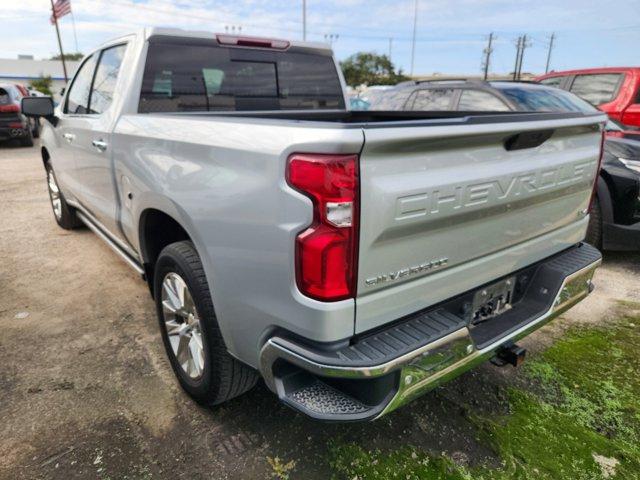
[45,164,82,229]
[154,241,258,405]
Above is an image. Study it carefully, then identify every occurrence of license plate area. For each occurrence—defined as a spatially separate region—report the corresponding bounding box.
[470,276,515,325]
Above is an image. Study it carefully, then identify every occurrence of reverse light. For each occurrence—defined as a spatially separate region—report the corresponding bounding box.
[287,153,359,301]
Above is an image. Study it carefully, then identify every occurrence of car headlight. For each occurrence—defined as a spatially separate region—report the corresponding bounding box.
[619,158,640,174]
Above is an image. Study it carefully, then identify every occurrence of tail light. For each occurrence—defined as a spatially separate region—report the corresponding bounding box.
[588,130,606,214]
[0,104,20,113]
[287,153,359,301]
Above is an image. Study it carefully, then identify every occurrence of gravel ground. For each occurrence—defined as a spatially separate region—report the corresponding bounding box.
[1,140,638,480]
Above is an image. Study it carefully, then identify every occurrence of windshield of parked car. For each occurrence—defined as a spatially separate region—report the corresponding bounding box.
[494,85,597,113]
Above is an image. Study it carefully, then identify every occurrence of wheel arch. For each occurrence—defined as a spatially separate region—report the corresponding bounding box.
[138,208,193,297]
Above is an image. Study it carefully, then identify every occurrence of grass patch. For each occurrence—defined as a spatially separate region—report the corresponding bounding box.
[329,315,640,479]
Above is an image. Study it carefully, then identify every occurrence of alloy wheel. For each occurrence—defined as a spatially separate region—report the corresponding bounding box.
[161,272,205,379]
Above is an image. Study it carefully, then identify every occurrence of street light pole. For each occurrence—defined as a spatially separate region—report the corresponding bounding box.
[302,0,307,41]
[410,0,418,76]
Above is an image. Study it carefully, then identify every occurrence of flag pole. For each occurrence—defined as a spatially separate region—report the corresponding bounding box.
[70,10,79,53]
[50,0,68,82]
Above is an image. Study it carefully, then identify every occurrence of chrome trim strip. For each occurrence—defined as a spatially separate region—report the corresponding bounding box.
[76,211,145,276]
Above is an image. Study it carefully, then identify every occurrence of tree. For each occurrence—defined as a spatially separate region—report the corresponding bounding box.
[29,76,53,96]
[340,52,409,87]
[50,52,84,61]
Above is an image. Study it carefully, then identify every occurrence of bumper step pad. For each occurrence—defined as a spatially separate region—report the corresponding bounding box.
[289,381,370,416]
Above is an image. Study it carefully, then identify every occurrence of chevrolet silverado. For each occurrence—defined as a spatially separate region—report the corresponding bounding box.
[22,28,606,421]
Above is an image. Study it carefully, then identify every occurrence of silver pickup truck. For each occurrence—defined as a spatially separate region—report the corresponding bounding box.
[22,28,606,421]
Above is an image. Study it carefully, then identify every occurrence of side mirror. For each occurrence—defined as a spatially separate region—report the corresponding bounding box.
[21,96,54,117]
[21,96,58,126]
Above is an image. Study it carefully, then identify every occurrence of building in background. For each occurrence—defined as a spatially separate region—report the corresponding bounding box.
[0,56,80,102]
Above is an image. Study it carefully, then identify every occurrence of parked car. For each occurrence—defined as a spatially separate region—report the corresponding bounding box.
[372,80,639,251]
[588,137,640,250]
[22,29,605,422]
[0,83,34,146]
[349,96,370,110]
[535,68,640,128]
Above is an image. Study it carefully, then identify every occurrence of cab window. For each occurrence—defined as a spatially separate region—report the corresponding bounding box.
[65,55,96,114]
[89,44,127,114]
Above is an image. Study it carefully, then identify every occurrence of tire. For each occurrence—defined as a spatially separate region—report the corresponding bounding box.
[586,196,602,249]
[45,163,82,230]
[154,241,258,405]
[20,129,34,147]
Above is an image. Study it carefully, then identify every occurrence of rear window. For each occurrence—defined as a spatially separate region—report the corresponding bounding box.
[0,87,12,105]
[139,40,345,112]
[569,73,623,106]
[496,86,597,113]
[539,76,564,88]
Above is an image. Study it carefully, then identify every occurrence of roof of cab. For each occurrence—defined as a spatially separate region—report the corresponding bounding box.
[142,27,331,51]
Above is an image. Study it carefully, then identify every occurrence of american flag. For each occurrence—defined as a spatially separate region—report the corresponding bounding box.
[50,0,71,25]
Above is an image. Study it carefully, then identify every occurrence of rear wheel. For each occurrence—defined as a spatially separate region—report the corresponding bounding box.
[45,164,82,229]
[586,196,602,249]
[154,241,258,405]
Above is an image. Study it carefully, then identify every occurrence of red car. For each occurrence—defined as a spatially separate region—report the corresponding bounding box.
[535,67,640,128]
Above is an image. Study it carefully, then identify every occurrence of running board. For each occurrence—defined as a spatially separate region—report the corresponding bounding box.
[76,211,145,278]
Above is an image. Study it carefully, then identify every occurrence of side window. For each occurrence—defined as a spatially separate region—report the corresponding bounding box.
[458,90,510,111]
[90,44,127,114]
[409,88,454,110]
[539,76,564,88]
[65,56,96,114]
[569,73,623,106]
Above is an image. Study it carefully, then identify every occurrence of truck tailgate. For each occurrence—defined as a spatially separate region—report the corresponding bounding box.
[355,114,605,333]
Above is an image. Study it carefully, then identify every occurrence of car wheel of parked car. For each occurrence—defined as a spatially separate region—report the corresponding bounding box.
[20,129,34,147]
[154,241,258,405]
[45,164,82,229]
[586,196,602,249]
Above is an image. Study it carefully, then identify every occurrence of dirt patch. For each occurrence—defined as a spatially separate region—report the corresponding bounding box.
[1,142,639,479]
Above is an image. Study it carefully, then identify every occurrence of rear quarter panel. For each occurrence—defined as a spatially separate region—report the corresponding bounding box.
[111,114,364,367]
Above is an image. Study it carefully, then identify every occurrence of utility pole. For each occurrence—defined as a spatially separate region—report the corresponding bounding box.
[545,32,555,74]
[482,32,494,80]
[410,0,418,76]
[302,0,307,41]
[50,0,68,82]
[512,36,521,81]
[517,34,530,80]
[388,37,393,61]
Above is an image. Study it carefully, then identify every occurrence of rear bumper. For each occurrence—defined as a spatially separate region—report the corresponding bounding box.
[603,220,640,251]
[0,126,28,140]
[259,242,602,421]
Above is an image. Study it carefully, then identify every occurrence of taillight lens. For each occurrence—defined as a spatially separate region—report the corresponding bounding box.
[0,104,20,113]
[287,153,359,301]
[588,130,606,213]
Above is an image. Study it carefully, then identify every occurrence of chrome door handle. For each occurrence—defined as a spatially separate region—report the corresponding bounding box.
[62,133,75,142]
[92,139,108,152]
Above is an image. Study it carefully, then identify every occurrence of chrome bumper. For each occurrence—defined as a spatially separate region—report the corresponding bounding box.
[260,243,601,421]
